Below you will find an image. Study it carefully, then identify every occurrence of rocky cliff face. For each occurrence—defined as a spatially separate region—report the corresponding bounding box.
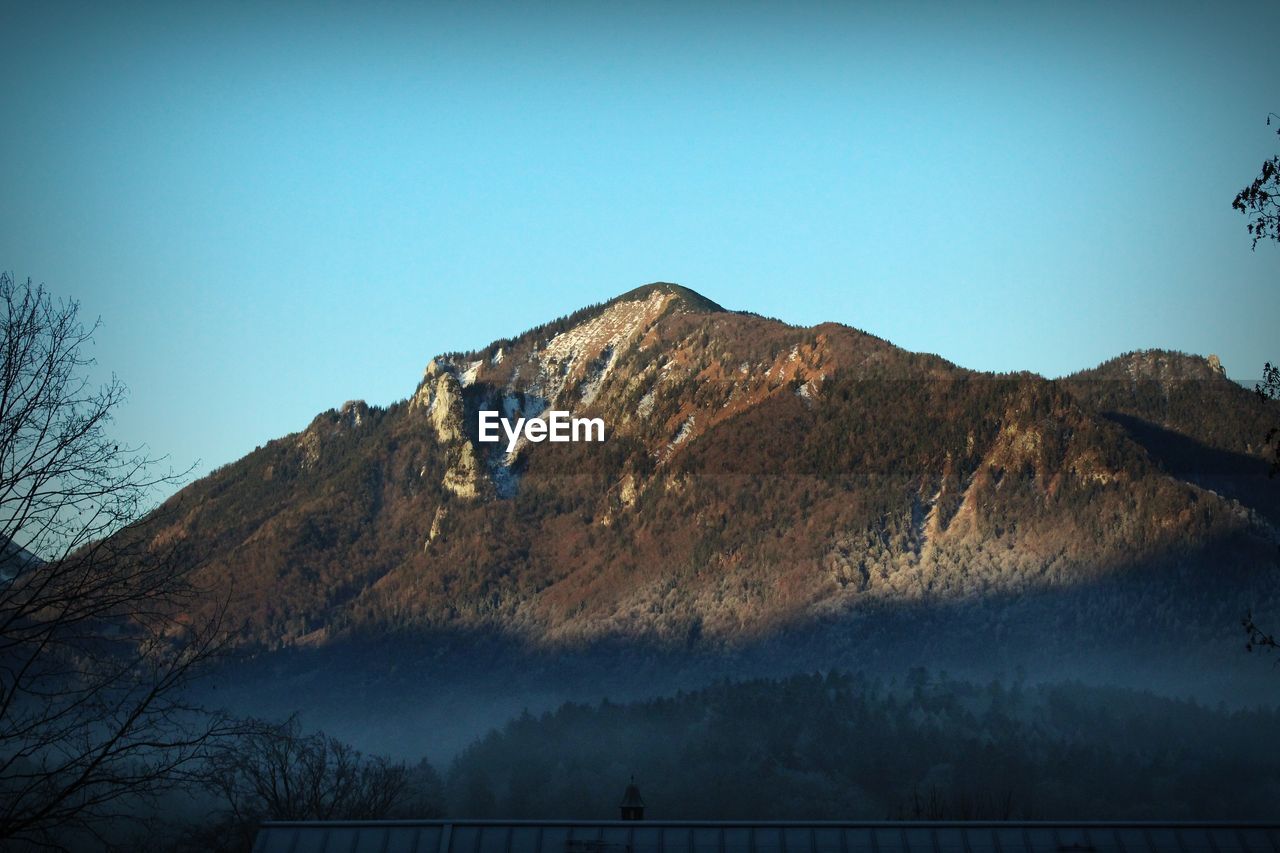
[139,284,1280,652]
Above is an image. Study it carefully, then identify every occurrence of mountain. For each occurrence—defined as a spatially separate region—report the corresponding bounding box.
[134,283,1280,751]
[0,536,40,583]
[1063,350,1280,524]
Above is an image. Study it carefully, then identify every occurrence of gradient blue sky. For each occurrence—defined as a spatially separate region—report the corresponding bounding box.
[2,1,1277,494]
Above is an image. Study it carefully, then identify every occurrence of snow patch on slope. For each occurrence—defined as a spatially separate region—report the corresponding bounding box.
[527,290,673,406]
[460,360,483,387]
[637,388,657,419]
[672,415,695,445]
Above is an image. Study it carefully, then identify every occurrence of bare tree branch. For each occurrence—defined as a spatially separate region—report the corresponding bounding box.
[1232,113,1280,251]
[0,272,233,849]
[193,717,420,853]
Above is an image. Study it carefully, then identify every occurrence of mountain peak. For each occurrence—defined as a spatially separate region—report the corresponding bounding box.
[1070,349,1234,384]
[610,282,725,314]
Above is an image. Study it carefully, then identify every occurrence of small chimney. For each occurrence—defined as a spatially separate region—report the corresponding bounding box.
[619,776,645,821]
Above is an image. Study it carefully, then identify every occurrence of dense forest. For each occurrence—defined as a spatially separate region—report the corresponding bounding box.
[438,671,1280,821]
[160,669,1280,852]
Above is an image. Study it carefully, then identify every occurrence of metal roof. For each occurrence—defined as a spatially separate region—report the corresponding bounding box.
[251,820,1280,853]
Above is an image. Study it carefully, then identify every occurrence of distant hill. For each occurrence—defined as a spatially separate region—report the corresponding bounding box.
[0,537,40,583]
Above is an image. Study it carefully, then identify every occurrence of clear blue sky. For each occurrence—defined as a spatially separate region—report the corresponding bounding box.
[2,1,1277,495]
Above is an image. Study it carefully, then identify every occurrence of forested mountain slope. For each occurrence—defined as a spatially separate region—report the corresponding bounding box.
[133,284,1279,660]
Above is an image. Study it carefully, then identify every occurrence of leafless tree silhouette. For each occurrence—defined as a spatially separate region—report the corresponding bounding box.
[0,272,234,849]
[196,716,420,853]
